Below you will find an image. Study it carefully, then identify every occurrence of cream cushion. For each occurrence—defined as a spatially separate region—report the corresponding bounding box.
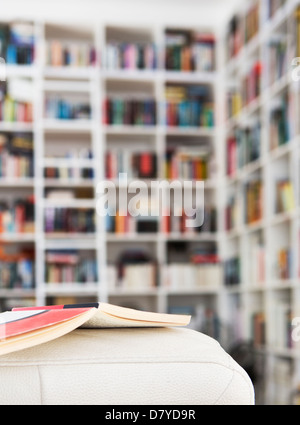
[0,327,254,405]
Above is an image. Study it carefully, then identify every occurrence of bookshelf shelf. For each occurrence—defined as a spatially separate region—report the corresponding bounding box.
[222,0,300,404]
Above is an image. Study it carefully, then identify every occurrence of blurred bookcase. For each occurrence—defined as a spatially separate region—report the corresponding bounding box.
[0,20,224,343]
[221,0,300,404]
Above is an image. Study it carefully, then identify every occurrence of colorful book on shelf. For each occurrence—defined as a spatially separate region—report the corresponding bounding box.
[102,98,156,126]
[165,85,214,127]
[45,250,98,284]
[0,302,191,356]
[0,247,34,290]
[0,133,34,178]
[0,21,34,65]
[46,40,96,67]
[45,97,91,120]
[44,207,95,234]
[105,151,157,179]
[165,30,215,72]
[104,42,156,70]
[0,195,35,234]
[276,180,295,213]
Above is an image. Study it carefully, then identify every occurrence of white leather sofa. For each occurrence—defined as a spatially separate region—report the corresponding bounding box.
[0,327,255,405]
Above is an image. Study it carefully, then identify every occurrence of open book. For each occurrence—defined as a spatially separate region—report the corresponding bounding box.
[0,302,191,356]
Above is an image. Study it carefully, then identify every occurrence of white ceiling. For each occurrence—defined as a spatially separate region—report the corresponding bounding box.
[1,0,240,30]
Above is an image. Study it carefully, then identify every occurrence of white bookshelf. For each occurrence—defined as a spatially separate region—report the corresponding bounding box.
[221,0,300,404]
[0,19,222,341]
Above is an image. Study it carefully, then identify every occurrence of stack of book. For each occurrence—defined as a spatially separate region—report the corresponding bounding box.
[104,42,156,70]
[102,97,156,126]
[45,96,91,120]
[46,40,96,67]
[165,30,215,72]
[44,208,95,234]
[164,147,209,180]
[0,195,34,234]
[45,250,98,284]
[245,180,263,224]
[0,133,33,178]
[105,150,157,179]
[165,85,214,127]
[0,21,34,65]
[275,180,295,213]
[0,247,34,290]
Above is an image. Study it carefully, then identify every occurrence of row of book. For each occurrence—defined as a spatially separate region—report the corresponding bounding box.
[275,180,295,214]
[45,97,91,120]
[46,40,96,67]
[245,180,263,224]
[106,211,158,234]
[251,311,265,347]
[0,196,34,234]
[165,85,214,127]
[162,206,217,234]
[250,238,265,286]
[44,208,95,233]
[165,30,215,72]
[226,89,242,119]
[162,262,223,289]
[104,42,156,70]
[45,250,98,284]
[102,98,156,126]
[269,94,290,150]
[269,39,287,85]
[44,167,94,180]
[274,248,292,280]
[271,301,293,349]
[226,15,242,60]
[224,257,241,286]
[164,147,209,180]
[225,196,239,231]
[0,96,33,123]
[107,263,156,290]
[241,61,262,106]
[245,3,259,44]
[105,151,157,179]
[0,22,34,65]
[0,247,34,290]
[0,133,33,178]
[226,122,261,175]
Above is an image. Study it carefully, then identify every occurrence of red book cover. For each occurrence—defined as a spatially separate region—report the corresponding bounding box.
[0,306,93,340]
